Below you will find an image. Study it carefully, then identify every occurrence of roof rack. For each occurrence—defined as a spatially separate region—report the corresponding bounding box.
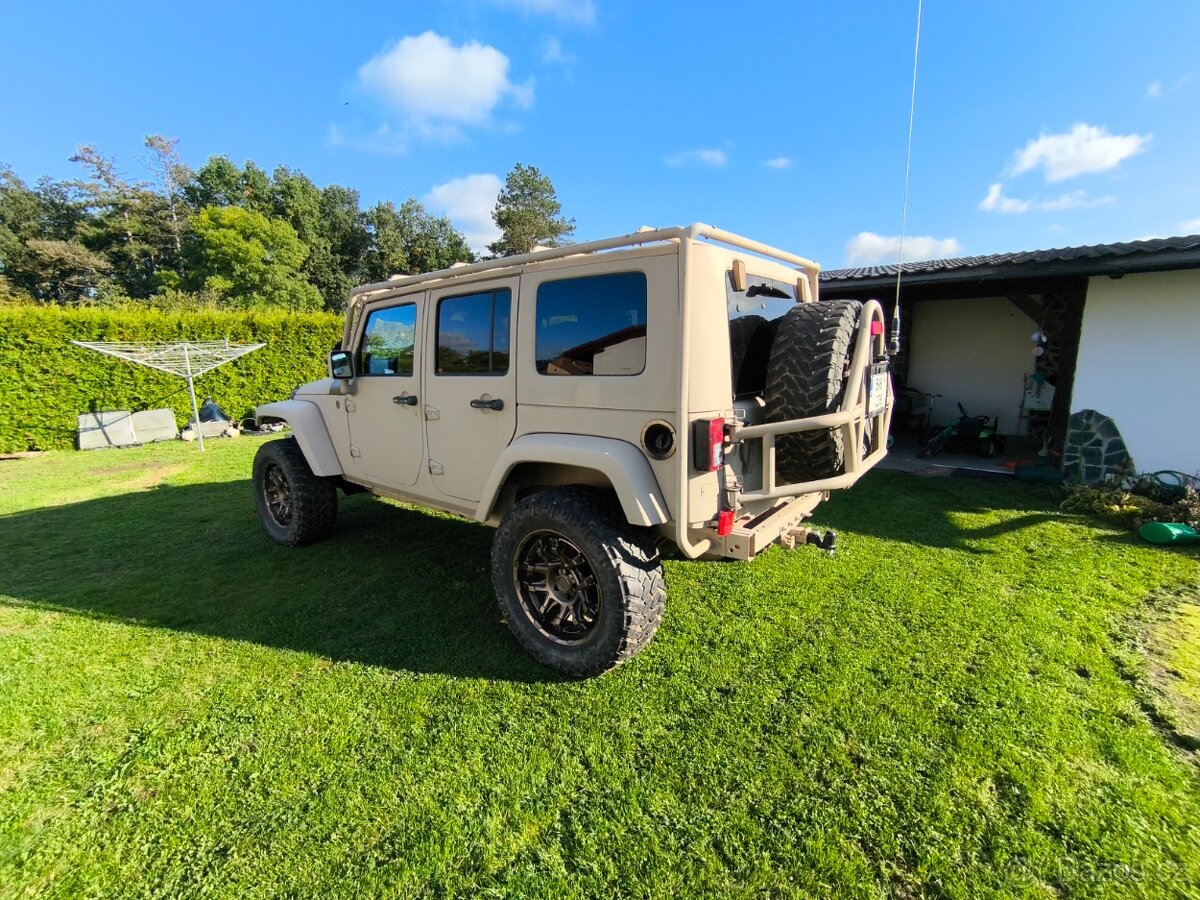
[342,224,821,344]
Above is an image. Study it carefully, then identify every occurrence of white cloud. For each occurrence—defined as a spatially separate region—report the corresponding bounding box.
[542,36,575,65]
[1036,190,1114,212]
[979,182,1114,214]
[492,0,595,25]
[844,232,963,266]
[357,32,533,127]
[979,183,1031,213]
[1147,80,1163,98]
[424,174,503,254]
[1006,123,1151,183]
[763,156,792,169]
[665,148,727,167]
[326,123,409,155]
[1181,218,1200,233]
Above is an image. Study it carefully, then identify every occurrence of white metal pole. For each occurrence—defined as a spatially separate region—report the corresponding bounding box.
[183,344,204,452]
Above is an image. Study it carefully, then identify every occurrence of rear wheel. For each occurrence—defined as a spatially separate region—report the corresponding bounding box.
[764,300,862,483]
[492,488,665,677]
[253,438,338,546]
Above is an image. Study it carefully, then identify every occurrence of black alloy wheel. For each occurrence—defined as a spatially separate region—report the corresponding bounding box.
[491,487,666,677]
[262,462,294,527]
[513,531,601,644]
[252,437,338,546]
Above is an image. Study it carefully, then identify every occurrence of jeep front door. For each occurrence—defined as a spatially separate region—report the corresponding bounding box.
[424,280,517,503]
[347,296,424,489]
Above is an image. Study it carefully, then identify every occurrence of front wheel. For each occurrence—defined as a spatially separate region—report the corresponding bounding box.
[253,438,338,546]
[491,488,666,677]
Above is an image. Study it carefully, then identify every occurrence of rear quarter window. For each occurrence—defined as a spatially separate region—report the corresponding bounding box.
[535,272,647,376]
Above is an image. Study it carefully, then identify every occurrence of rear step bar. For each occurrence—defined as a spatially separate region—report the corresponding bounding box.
[728,299,894,502]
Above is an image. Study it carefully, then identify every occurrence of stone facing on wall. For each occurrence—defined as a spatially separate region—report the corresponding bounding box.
[1063,409,1132,484]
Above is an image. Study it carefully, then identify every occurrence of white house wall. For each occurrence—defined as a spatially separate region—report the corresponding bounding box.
[1074,271,1200,475]
[908,297,1037,429]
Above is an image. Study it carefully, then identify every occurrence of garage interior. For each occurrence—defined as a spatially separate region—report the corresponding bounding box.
[821,262,1088,476]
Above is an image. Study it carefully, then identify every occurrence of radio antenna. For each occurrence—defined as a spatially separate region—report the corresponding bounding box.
[891,0,923,356]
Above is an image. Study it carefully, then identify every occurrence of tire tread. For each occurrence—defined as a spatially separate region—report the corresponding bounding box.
[764,300,861,483]
[253,437,338,546]
[492,488,665,677]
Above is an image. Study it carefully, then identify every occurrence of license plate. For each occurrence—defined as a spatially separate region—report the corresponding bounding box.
[867,364,889,416]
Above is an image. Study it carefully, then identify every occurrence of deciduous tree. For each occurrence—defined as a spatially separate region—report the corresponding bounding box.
[184,206,322,310]
[0,167,87,302]
[363,200,474,282]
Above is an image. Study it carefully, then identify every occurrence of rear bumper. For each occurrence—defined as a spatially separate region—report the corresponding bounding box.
[702,491,826,560]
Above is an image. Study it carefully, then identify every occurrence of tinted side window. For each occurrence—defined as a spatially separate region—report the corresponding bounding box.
[436,288,511,375]
[535,272,647,376]
[360,303,417,376]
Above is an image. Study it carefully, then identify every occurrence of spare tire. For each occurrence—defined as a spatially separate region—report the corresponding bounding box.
[764,300,862,483]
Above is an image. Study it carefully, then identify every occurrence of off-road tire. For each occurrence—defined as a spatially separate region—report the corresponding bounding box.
[253,437,338,546]
[728,314,777,397]
[492,488,666,677]
[765,300,862,483]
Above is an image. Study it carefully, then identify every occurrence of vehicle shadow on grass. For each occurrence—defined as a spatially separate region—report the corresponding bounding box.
[813,470,1060,553]
[0,482,561,683]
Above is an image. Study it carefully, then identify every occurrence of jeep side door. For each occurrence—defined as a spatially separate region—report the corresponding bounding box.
[346,294,425,489]
[423,279,518,503]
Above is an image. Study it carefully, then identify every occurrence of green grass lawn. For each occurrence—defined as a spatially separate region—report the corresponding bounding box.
[1,439,1198,898]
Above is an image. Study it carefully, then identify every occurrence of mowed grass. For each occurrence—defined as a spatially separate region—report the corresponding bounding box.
[1,439,1198,899]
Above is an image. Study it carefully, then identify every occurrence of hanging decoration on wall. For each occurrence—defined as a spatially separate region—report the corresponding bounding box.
[1030,328,1049,357]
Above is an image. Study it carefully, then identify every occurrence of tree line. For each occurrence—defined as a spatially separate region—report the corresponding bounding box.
[0,138,574,311]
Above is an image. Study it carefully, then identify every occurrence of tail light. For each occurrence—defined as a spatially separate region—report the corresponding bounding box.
[692,417,725,472]
[717,509,734,536]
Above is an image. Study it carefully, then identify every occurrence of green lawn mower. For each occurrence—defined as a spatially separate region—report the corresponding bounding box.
[918,402,1006,459]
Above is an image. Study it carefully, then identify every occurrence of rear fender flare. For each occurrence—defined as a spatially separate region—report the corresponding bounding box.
[476,434,670,527]
[256,400,342,477]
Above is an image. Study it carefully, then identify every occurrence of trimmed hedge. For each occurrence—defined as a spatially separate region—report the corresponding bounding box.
[0,307,343,452]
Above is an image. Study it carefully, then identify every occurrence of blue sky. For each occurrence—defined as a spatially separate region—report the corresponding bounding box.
[3,1,1198,268]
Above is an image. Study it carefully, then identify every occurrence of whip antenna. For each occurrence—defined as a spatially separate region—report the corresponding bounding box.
[891,0,923,356]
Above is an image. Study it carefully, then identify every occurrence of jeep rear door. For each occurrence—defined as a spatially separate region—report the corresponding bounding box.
[423,278,518,503]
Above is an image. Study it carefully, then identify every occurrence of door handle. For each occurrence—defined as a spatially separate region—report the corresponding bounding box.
[393,394,419,406]
[470,397,504,411]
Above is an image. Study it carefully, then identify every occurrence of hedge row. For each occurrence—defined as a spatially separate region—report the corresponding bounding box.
[0,306,343,452]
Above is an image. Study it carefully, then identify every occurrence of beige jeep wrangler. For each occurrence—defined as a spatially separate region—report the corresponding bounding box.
[252,224,893,676]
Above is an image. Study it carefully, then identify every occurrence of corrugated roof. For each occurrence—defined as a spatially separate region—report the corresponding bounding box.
[821,233,1200,284]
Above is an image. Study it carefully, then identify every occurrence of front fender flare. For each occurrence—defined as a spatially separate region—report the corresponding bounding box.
[256,400,343,477]
[476,434,670,527]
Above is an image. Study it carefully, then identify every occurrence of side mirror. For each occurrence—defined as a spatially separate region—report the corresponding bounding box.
[329,349,354,379]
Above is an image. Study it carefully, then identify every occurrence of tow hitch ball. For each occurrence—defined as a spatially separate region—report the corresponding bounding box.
[805,530,838,554]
